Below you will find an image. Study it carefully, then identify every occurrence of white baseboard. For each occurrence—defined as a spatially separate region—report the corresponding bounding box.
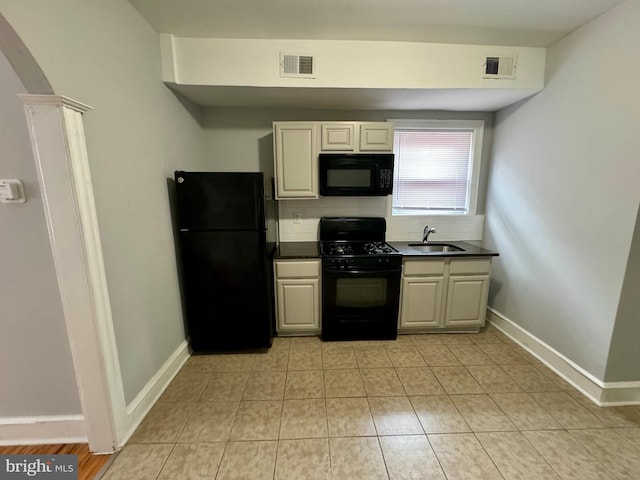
[487,307,640,406]
[0,341,191,449]
[600,381,640,405]
[0,415,86,446]
[119,340,190,446]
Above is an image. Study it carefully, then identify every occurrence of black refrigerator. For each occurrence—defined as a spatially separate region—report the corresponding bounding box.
[174,171,278,351]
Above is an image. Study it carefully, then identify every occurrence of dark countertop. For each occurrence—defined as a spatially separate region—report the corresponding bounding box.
[274,242,321,259]
[390,241,499,258]
[274,240,497,259]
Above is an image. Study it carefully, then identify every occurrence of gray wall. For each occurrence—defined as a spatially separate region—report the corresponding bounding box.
[606,205,640,382]
[0,0,207,403]
[485,0,640,381]
[203,107,494,212]
[0,50,81,416]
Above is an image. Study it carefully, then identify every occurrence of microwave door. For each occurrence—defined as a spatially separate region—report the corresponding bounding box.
[322,163,376,196]
[319,153,394,196]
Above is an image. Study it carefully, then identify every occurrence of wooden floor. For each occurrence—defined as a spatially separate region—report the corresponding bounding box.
[0,444,112,480]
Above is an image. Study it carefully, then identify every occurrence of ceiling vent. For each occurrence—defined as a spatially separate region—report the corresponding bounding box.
[280,53,315,78]
[482,55,517,79]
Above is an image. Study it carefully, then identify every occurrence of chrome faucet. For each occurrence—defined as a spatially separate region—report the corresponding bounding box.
[423,225,436,243]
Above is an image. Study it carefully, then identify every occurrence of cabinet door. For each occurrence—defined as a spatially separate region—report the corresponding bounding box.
[399,276,444,328]
[359,122,394,151]
[321,123,355,151]
[273,123,318,199]
[276,278,320,332]
[444,274,490,327]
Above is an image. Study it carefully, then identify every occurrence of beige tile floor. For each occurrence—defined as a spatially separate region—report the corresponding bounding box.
[102,326,640,479]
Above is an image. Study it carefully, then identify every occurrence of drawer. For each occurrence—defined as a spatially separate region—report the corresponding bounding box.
[275,260,321,278]
[403,260,446,276]
[449,258,491,275]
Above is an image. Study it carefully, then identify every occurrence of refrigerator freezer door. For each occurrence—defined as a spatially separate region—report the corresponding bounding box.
[175,171,265,231]
[179,230,273,350]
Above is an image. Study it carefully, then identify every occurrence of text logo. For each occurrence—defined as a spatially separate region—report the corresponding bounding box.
[0,455,77,479]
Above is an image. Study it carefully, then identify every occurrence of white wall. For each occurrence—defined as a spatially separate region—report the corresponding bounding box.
[0,0,207,403]
[164,36,545,90]
[0,50,81,416]
[203,107,493,242]
[484,0,640,381]
[163,36,546,111]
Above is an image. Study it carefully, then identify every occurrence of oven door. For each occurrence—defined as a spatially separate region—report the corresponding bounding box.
[322,264,401,341]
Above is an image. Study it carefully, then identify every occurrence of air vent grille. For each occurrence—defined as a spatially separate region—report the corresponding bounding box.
[482,55,517,79]
[280,53,315,78]
[297,56,313,75]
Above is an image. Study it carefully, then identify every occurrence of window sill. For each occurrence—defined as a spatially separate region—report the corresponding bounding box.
[392,210,470,216]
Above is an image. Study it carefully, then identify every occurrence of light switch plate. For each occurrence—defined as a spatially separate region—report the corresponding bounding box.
[0,179,26,203]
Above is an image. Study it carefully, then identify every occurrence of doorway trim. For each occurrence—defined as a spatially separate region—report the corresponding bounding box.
[20,95,126,453]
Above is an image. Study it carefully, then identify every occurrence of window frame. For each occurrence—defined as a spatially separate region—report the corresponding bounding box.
[389,119,485,216]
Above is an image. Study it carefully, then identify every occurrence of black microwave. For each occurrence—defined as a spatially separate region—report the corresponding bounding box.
[319,153,394,196]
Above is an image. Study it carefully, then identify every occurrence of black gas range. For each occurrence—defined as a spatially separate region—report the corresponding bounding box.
[320,217,401,341]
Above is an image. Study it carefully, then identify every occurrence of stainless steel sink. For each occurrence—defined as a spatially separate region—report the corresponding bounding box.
[407,243,465,252]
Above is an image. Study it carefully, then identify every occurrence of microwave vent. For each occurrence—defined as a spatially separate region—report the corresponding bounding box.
[482,55,517,79]
[280,53,315,78]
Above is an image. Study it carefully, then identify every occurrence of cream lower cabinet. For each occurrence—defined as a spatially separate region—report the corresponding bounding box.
[274,259,321,334]
[399,260,446,328]
[399,258,491,331]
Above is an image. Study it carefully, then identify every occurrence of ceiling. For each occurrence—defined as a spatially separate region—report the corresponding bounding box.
[128,0,623,47]
[128,0,624,111]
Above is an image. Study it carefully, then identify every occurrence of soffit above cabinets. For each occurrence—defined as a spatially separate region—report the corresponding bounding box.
[162,36,546,112]
[166,84,542,112]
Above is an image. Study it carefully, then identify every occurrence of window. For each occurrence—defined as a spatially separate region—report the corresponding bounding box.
[390,119,484,216]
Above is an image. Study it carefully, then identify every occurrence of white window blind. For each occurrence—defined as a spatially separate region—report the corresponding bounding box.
[390,120,483,216]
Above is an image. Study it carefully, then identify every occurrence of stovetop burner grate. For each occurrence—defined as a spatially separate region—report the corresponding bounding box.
[364,241,398,255]
[320,240,399,257]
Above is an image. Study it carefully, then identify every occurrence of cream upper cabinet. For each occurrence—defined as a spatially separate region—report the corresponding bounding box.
[321,123,356,151]
[399,257,491,331]
[319,122,394,152]
[274,260,321,334]
[273,122,318,199]
[359,122,394,151]
[273,121,394,200]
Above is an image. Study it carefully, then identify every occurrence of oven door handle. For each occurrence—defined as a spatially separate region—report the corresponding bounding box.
[323,267,402,275]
